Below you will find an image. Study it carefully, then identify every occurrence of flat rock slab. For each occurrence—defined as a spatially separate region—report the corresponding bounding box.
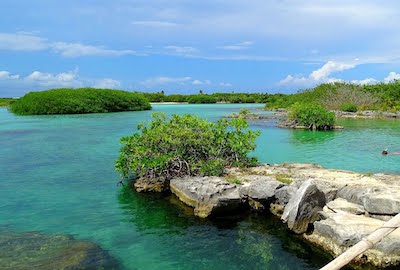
[282,179,326,234]
[324,197,365,215]
[239,176,284,201]
[305,212,400,267]
[170,177,243,218]
[338,185,400,215]
[0,230,118,270]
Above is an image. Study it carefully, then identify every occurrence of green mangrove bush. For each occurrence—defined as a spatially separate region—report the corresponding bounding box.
[116,113,260,180]
[10,88,151,115]
[288,103,336,130]
[0,98,15,107]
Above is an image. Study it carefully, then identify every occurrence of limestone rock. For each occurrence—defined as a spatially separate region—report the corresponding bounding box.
[240,176,284,201]
[274,185,297,205]
[170,177,244,218]
[0,230,118,270]
[324,197,365,215]
[134,177,169,192]
[305,212,400,267]
[338,185,400,215]
[281,179,326,234]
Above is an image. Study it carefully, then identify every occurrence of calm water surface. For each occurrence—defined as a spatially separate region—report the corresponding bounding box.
[1,104,400,270]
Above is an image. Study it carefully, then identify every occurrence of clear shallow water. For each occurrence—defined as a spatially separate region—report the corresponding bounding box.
[1,104,400,270]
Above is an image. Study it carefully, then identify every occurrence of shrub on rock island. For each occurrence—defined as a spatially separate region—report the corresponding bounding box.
[288,103,336,130]
[115,113,260,180]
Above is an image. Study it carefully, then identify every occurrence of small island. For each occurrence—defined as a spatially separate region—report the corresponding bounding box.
[116,113,400,269]
[10,88,151,115]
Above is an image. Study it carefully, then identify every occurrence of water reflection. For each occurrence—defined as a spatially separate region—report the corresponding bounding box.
[289,129,337,144]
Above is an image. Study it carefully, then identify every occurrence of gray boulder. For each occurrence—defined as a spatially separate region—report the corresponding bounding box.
[274,185,297,205]
[240,176,284,200]
[338,185,400,215]
[170,177,243,218]
[281,179,326,234]
[324,197,365,215]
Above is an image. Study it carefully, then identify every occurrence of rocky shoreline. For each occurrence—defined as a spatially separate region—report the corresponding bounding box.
[133,163,400,269]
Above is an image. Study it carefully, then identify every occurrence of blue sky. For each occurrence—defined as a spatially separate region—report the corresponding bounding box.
[1,0,400,97]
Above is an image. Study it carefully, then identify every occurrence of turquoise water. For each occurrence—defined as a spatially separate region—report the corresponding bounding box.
[1,104,400,270]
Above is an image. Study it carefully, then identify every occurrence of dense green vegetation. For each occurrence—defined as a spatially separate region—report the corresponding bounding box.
[10,88,151,115]
[0,98,16,107]
[141,92,269,104]
[116,113,260,180]
[265,81,400,111]
[288,103,336,130]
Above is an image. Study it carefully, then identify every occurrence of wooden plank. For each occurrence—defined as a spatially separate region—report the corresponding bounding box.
[320,213,400,270]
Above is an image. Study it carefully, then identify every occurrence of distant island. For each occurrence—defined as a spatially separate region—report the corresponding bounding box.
[9,88,151,115]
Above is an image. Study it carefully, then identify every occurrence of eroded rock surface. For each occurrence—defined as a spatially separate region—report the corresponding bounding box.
[305,212,400,268]
[281,180,326,234]
[170,177,244,218]
[324,197,365,215]
[0,230,118,270]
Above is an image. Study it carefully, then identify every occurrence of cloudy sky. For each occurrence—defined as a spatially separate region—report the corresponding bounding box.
[1,0,400,97]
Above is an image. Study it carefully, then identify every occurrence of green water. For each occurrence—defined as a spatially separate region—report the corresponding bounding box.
[1,104,399,270]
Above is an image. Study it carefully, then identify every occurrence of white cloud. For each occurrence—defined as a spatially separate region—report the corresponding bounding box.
[279,61,400,88]
[219,82,233,87]
[351,78,377,85]
[217,41,254,50]
[192,79,211,85]
[0,71,20,80]
[384,72,400,83]
[0,33,48,51]
[92,78,121,89]
[310,61,356,81]
[51,42,136,57]
[25,69,83,87]
[279,60,360,87]
[0,32,136,58]
[141,76,192,87]
[131,21,179,27]
[164,46,198,55]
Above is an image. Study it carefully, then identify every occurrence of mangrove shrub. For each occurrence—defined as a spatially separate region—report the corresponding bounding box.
[289,103,336,130]
[115,113,260,180]
[10,88,151,115]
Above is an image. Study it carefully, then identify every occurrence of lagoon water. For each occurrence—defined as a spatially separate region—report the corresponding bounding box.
[1,104,400,270]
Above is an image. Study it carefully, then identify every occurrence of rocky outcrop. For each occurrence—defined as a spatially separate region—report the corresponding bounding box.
[241,177,284,199]
[134,177,169,192]
[324,197,365,215]
[0,230,118,270]
[133,162,400,268]
[281,180,326,234]
[170,177,244,218]
[305,212,400,267]
[338,185,400,215]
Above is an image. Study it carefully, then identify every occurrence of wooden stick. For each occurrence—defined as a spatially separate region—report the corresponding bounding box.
[320,213,400,270]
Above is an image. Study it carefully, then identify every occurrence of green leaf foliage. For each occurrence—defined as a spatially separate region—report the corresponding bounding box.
[115,113,260,180]
[339,103,358,112]
[288,103,336,130]
[0,98,16,107]
[140,92,269,104]
[10,88,151,115]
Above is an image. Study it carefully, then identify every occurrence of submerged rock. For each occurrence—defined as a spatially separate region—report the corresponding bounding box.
[281,180,326,234]
[305,212,400,268]
[0,230,118,270]
[170,176,244,218]
[134,176,169,193]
